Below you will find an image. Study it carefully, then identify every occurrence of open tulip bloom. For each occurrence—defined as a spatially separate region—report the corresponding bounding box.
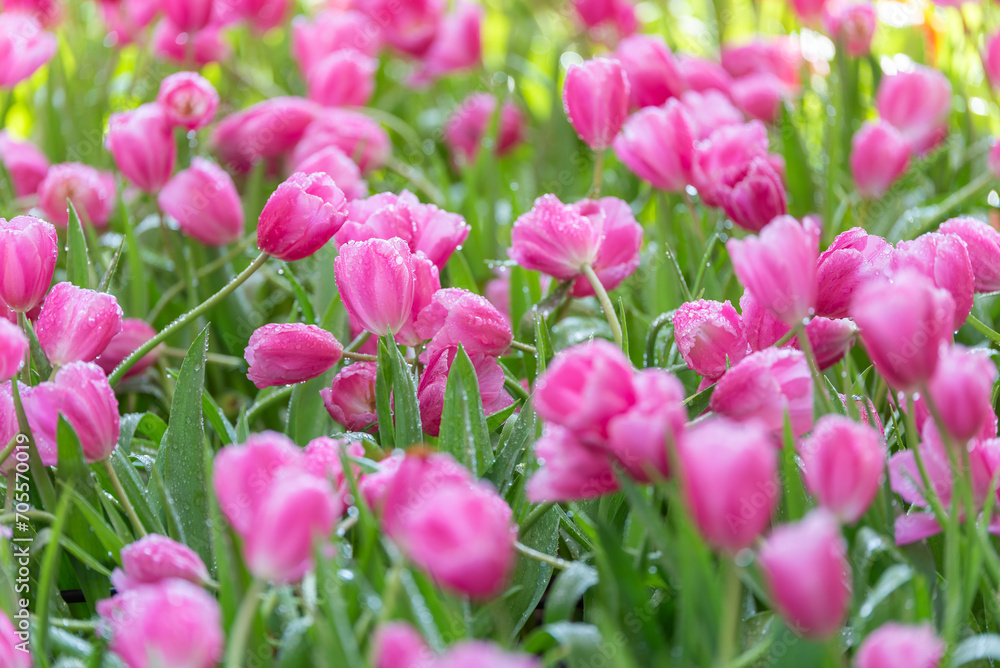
[7,2,1000,667]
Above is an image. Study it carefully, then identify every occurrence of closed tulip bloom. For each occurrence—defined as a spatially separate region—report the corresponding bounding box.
[437,643,542,668]
[730,72,789,123]
[37,162,117,228]
[36,283,124,367]
[95,319,161,380]
[415,288,512,356]
[562,58,630,150]
[791,0,826,23]
[303,437,365,499]
[572,0,637,40]
[211,97,319,174]
[509,194,603,280]
[822,1,877,57]
[0,319,27,381]
[411,1,482,84]
[692,121,771,206]
[721,37,801,88]
[527,425,619,502]
[613,100,695,192]
[52,362,121,461]
[815,227,894,318]
[353,0,443,57]
[851,120,911,199]
[680,418,778,552]
[875,65,951,156]
[739,289,792,351]
[97,580,223,668]
[717,156,788,232]
[152,19,231,66]
[793,317,857,369]
[290,108,391,174]
[156,72,219,130]
[321,361,378,432]
[257,172,348,261]
[158,159,244,247]
[674,299,749,381]
[21,380,59,465]
[0,383,16,471]
[4,0,63,27]
[855,623,945,668]
[160,0,214,32]
[758,510,852,638]
[417,346,513,436]
[111,533,210,592]
[851,270,955,392]
[0,131,48,197]
[727,215,819,325]
[679,89,744,140]
[292,10,380,74]
[567,197,642,296]
[237,0,291,31]
[614,34,686,108]
[678,55,734,95]
[892,232,974,330]
[106,104,176,193]
[0,610,29,668]
[307,49,378,107]
[926,344,998,443]
[245,323,344,389]
[0,215,57,313]
[939,217,1000,292]
[443,93,525,166]
[605,368,686,481]
[709,347,814,435]
[0,13,56,88]
[292,146,368,201]
[800,415,886,523]
[534,339,636,444]
[372,623,433,668]
[985,33,1000,89]
[98,0,159,46]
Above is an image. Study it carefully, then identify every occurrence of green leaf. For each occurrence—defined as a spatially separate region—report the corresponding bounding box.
[487,407,537,490]
[503,504,558,642]
[286,372,334,446]
[856,564,913,624]
[65,200,93,289]
[543,562,599,624]
[952,635,1000,665]
[97,234,127,293]
[203,391,238,446]
[524,622,606,667]
[115,182,148,316]
[439,346,492,476]
[375,340,395,449]
[386,335,422,447]
[779,103,816,217]
[276,616,314,668]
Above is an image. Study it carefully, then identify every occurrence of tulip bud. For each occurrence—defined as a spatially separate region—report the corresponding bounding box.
[938,217,1000,293]
[567,197,643,297]
[95,318,161,380]
[851,270,955,392]
[851,120,911,199]
[572,0,637,40]
[290,108,391,174]
[245,323,344,389]
[800,415,886,523]
[372,623,434,668]
[237,0,291,31]
[52,362,121,462]
[415,288,512,357]
[0,14,57,88]
[721,37,802,88]
[20,381,59,465]
[526,425,619,502]
[158,158,244,247]
[411,2,482,84]
[612,100,695,192]
[0,609,30,668]
[152,19,230,66]
[417,346,513,436]
[321,361,378,432]
[562,58,630,150]
[303,436,365,499]
[36,282,123,367]
[815,227,894,318]
[793,317,857,370]
[509,194,603,281]
[892,232,974,330]
[443,93,525,166]
[106,103,176,193]
[855,623,945,668]
[678,55,734,94]
[739,289,791,352]
[37,162,117,228]
[0,319,27,382]
[925,344,998,443]
[679,417,778,552]
[790,0,826,23]
[353,0,443,57]
[98,0,159,46]
[307,49,378,107]
[257,172,348,261]
[160,0,214,32]
[758,510,852,638]
[692,121,771,207]
[291,146,368,201]
[823,1,877,57]
[0,131,48,197]
[211,97,319,174]
[97,580,223,668]
[730,72,789,123]
[709,347,814,435]
[156,71,219,130]
[292,10,380,74]
[679,89,744,140]
[436,643,541,668]
[986,33,1000,90]
[717,156,788,232]
[727,215,819,325]
[111,533,211,592]
[875,65,951,156]
[614,34,686,108]
[674,299,749,381]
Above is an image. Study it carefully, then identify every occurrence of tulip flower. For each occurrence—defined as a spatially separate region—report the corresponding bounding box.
[443,93,525,166]
[567,197,643,297]
[679,417,779,552]
[303,436,366,500]
[411,2,483,84]
[156,71,219,130]
[211,97,319,174]
[106,103,176,193]
[673,299,749,381]
[721,37,801,88]
[257,172,348,261]
[0,610,30,668]
[0,13,56,88]
[678,55,734,94]
[97,0,159,46]
[110,533,211,592]
[4,0,63,27]
[372,623,434,668]
[353,0,444,57]
[985,33,1000,90]
[290,107,391,174]
[306,49,378,107]
[291,146,368,201]
[716,156,788,231]
[851,120,911,199]
[892,232,974,330]
[692,121,771,207]
[158,159,244,247]
[605,368,686,481]
[415,288,512,357]
[792,317,857,370]
[509,194,602,281]
[152,18,230,66]
[758,509,852,638]
[0,319,27,382]
[614,34,686,108]
[613,100,695,192]
[37,163,117,228]
[938,217,1000,293]
[416,346,513,436]
[572,0,637,40]
[0,131,48,197]
[36,283,123,367]
[738,289,792,352]
[292,10,380,74]
[321,361,378,432]
[815,227,894,318]
[244,323,344,389]
[730,72,789,123]
[925,344,998,443]
[562,58,630,150]
[437,643,541,668]
[855,623,945,668]
[790,0,827,23]
[526,425,619,502]
[823,1,877,57]
[160,0,213,32]
[875,65,951,156]
[237,0,291,31]
[95,319,161,380]
[50,362,121,462]
[679,89,744,140]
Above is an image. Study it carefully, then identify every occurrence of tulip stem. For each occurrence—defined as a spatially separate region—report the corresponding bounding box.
[514,540,570,569]
[520,503,554,535]
[588,150,606,197]
[109,253,270,385]
[793,324,835,414]
[344,331,372,354]
[716,559,741,668]
[582,264,624,349]
[509,340,538,355]
[102,459,146,538]
[244,386,295,424]
[226,578,266,668]
[161,347,246,367]
[342,351,378,362]
[0,436,18,470]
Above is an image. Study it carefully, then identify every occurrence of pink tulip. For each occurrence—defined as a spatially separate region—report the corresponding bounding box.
[290,108,391,174]
[95,319,161,380]
[572,0,637,40]
[855,623,945,668]
[692,121,771,207]
[353,0,444,57]
[892,231,974,330]
[257,172,347,261]
[236,0,291,31]
[612,100,695,192]
[739,289,792,351]
[792,316,857,370]
[307,49,378,107]
[822,1,877,57]
[321,361,378,432]
[926,344,998,443]
[303,436,365,500]
[721,38,801,88]
[291,146,368,201]
[0,215,57,313]
[614,34,686,108]
[850,270,955,393]
[758,510,851,638]
[985,33,1000,89]
[36,282,124,367]
[509,194,602,281]
[111,533,210,592]
[415,288,512,356]
[678,55,734,95]
[160,0,213,32]
[411,2,482,84]
[0,382,17,468]
[0,319,27,381]
[526,425,619,502]
[562,58,630,150]
[106,103,176,193]
[679,89,744,140]
[567,197,642,297]
[0,609,29,668]
[730,72,789,123]
[709,347,814,435]
[0,131,48,197]
[4,0,62,27]
[815,227,894,318]
[37,162,117,228]
[156,72,219,130]
[98,579,223,668]
[443,93,525,166]
[716,156,787,231]
[727,215,819,325]
[0,13,56,88]
[21,380,58,465]
[97,0,159,46]
[939,217,1000,292]
[851,120,911,199]
[800,415,886,523]
[151,19,230,65]
[437,643,542,668]
[244,323,344,389]
[292,10,381,74]
[158,158,244,246]
[673,299,749,381]
[372,623,434,668]
[417,346,513,436]
[534,339,636,444]
[680,417,778,552]
[791,0,827,23]
[875,65,951,156]
[211,97,319,174]
[54,362,121,461]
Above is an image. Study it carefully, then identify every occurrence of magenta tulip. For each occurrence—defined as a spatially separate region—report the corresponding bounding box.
[721,37,801,87]
[412,1,483,84]
[292,10,380,74]
[291,146,368,201]
[730,72,789,123]
[986,32,1000,89]
[415,288,512,357]
[0,131,48,197]
[605,368,686,481]
[612,100,695,192]
[36,282,123,367]
[692,121,771,207]
[892,231,974,330]
[875,65,951,156]
[855,623,945,668]
[257,172,348,261]
[939,217,1000,293]
[0,13,56,88]
[37,163,116,228]
[823,1,877,57]
[417,346,512,436]
[372,623,433,668]
[0,609,29,668]
[0,319,27,382]
[352,0,443,57]
[443,93,525,166]
[562,57,630,150]
[303,436,365,500]
[614,34,686,108]
[95,319,161,380]
[111,533,210,592]
[244,323,344,389]
[509,194,602,281]
[526,425,619,502]
[211,96,319,174]
[291,108,391,174]
[152,18,230,66]
[237,0,291,31]
[851,120,911,199]
[158,158,244,247]
[925,344,998,443]
[716,156,788,231]
[572,0,637,39]
[815,227,894,318]
[739,289,793,352]
[51,362,121,462]
[678,55,734,94]
[673,299,749,381]
[159,0,213,32]
[321,361,378,432]
[436,643,542,668]
[679,89,744,140]
[306,49,378,107]
[156,71,219,130]
[106,103,176,193]
[567,197,642,296]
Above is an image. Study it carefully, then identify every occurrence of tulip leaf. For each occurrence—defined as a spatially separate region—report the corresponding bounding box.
[115,179,148,316]
[286,372,335,446]
[487,406,538,490]
[439,345,492,476]
[778,103,817,218]
[503,503,558,642]
[388,335,423,447]
[543,562,600,624]
[375,340,396,449]
[65,200,93,289]
[524,622,607,667]
[155,326,214,569]
[952,634,1000,665]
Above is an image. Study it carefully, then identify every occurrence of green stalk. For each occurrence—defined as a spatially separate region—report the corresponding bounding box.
[588,150,606,197]
[793,323,835,413]
[582,264,624,349]
[102,459,146,538]
[716,558,741,668]
[225,579,266,668]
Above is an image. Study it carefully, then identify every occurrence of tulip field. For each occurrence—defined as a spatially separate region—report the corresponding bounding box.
[8,0,1000,666]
